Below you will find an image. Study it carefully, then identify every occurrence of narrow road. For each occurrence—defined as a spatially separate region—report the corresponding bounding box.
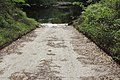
[0,23,120,80]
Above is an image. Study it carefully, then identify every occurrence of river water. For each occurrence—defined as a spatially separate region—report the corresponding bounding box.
[24,5,82,23]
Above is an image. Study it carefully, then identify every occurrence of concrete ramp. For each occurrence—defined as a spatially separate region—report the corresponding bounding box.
[0,24,119,80]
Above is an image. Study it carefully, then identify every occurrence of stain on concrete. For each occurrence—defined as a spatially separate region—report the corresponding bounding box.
[10,60,61,80]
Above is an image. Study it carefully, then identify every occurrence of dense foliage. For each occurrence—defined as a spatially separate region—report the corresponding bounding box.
[26,0,57,6]
[0,0,38,48]
[74,0,120,62]
[11,0,30,7]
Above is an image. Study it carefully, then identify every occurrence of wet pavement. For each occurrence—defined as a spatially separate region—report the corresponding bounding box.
[0,23,120,80]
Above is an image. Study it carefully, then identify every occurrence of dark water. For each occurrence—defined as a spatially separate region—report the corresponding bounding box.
[24,5,82,23]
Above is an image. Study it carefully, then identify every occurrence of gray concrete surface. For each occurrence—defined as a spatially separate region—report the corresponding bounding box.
[0,23,120,80]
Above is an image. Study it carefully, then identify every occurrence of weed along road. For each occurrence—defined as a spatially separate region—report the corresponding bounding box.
[0,23,120,80]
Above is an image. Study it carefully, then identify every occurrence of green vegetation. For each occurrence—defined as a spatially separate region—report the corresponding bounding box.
[26,0,57,6]
[11,0,30,7]
[0,0,119,63]
[74,0,120,62]
[0,0,38,48]
[26,0,79,6]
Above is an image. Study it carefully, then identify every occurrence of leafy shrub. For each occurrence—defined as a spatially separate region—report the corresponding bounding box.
[11,0,30,7]
[0,0,38,47]
[74,0,120,62]
[82,3,115,23]
[26,0,56,6]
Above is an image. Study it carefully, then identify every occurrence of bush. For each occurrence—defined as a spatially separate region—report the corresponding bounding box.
[74,0,120,62]
[0,0,38,48]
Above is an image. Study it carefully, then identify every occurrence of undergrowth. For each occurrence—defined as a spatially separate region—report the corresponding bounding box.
[74,0,120,62]
[0,0,38,48]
